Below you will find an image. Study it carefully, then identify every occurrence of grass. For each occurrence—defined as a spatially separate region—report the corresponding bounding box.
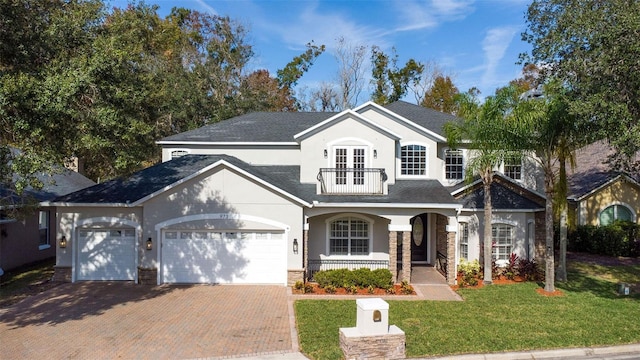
[0,258,57,308]
[295,260,640,359]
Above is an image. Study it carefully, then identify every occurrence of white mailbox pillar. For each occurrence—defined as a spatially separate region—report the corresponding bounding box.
[356,298,389,335]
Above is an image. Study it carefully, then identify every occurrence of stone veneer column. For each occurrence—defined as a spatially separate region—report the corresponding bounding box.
[445,216,459,285]
[388,231,398,283]
[401,231,411,283]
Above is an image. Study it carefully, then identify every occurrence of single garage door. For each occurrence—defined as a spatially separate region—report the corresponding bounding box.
[161,230,286,284]
[77,229,136,281]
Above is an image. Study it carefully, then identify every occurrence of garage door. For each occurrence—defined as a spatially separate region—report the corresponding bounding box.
[161,230,286,284]
[77,229,136,281]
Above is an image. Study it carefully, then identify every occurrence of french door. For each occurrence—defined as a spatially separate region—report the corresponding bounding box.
[334,146,366,191]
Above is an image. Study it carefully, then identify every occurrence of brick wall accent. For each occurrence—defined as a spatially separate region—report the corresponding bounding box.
[53,266,72,282]
[446,231,456,285]
[388,231,398,283]
[340,328,406,360]
[401,231,411,283]
[288,269,304,286]
[137,267,158,285]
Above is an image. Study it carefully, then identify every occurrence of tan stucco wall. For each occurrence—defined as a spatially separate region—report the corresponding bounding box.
[578,178,640,226]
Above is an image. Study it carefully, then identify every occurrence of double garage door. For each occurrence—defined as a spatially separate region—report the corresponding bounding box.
[76,228,286,284]
[161,230,286,284]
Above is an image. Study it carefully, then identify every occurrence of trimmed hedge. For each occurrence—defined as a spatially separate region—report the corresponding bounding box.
[313,268,393,289]
[568,221,640,257]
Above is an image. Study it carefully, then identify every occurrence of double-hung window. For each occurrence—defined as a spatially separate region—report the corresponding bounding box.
[38,211,50,248]
[400,145,426,176]
[503,153,522,180]
[459,222,469,260]
[329,217,369,256]
[445,149,464,180]
[491,224,513,261]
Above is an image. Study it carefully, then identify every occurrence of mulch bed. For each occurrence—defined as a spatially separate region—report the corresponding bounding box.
[292,283,416,295]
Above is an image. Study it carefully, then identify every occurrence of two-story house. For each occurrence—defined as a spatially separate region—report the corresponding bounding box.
[49,101,545,285]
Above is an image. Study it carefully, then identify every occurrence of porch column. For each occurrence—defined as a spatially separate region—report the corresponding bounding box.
[303,223,309,281]
[446,216,458,285]
[388,230,398,283]
[402,231,411,283]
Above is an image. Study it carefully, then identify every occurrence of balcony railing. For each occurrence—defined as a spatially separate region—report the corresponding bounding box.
[436,251,448,279]
[317,168,387,195]
[306,259,390,281]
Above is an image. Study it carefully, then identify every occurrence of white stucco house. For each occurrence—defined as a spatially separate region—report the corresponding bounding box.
[47,101,545,285]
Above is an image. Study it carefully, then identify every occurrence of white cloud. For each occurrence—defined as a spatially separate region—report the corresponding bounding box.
[393,0,475,32]
[193,0,218,15]
[480,26,519,88]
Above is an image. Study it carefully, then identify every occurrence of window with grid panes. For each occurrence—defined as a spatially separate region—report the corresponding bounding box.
[491,224,513,261]
[445,149,464,180]
[329,217,369,255]
[459,222,469,259]
[400,145,426,176]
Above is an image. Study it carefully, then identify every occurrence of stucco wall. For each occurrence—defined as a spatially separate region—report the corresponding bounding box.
[0,209,55,271]
[578,178,640,226]
[161,145,300,165]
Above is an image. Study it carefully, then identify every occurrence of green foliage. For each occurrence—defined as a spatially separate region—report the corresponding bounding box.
[420,75,459,114]
[516,258,543,281]
[370,46,423,105]
[312,268,393,289]
[568,221,640,257]
[457,259,480,287]
[400,280,415,295]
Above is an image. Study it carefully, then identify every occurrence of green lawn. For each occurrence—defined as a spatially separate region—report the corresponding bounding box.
[295,262,640,359]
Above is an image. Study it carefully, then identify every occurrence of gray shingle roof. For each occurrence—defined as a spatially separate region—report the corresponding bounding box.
[55,155,460,206]
[384,100,461,137]
[452,174,545,210]
[159,101,462,144]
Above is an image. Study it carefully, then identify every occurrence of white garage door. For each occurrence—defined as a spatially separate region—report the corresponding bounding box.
[77,229,136,281]
[161,230,286,284]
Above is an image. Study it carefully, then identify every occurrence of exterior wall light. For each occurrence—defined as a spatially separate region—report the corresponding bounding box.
[59,236,67,248]
[293,238,299,254]
[146,237,153,251]
[323,149,328,158]
[373,149,377,159]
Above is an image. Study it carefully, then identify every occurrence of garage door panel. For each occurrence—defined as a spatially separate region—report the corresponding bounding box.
[161,231,285,284]
[77,230,136,281]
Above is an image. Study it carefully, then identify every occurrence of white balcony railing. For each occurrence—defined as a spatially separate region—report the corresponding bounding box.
[317,168,387,195]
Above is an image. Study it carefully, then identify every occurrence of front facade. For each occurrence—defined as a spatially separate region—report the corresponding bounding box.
[50,101,546,285]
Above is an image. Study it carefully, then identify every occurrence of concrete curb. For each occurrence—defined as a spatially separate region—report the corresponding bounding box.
[421,343,640,359]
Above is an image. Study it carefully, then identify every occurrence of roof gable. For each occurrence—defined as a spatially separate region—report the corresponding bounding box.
[453,173,545,210]
[293,109,401,141]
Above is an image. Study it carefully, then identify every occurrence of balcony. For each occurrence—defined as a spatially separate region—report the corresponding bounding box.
[317,168,388,195]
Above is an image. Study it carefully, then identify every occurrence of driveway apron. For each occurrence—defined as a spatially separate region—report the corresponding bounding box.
[0,282,292,359]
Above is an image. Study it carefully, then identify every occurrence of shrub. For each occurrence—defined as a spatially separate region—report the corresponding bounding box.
[400,280,414,295]
[504,253,519,280]
[294,280,304,291]
[568,221,640,257]
[312,268,394,289]
[324,285,336,294]
[458,259,480,287]
[516,258,542,281]
[367,285,375,294]
[346,285,359,294]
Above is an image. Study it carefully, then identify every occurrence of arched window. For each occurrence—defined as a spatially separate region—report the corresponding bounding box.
[328,217,370,255]
[170,150,189,159]
[599,204,634,226]
[491,223,514,261]
[400,144,427,176]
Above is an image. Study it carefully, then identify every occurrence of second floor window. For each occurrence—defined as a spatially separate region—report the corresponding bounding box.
[401,144,426,176]
[504,154,522,180]
[170,150,188,160]
[445,149,464,180]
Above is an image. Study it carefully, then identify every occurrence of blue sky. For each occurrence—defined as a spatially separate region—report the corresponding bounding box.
[111,0,532,103]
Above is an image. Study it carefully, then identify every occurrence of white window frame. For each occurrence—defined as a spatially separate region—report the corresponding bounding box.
[38,210,50,250]
[598,203,636,226]
[325,214,374,258]
[502,153,523,181]
[491,223,514,263]
[444,148,464,182]
[398,142,429,179]
[459,222,469,260]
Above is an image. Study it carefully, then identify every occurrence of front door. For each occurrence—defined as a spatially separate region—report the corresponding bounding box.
[411,215,428,262]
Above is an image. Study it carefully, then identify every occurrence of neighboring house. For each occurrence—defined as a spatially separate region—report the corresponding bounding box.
[48,101,546,285]
[568,141,640,227]
[0,169,94,276]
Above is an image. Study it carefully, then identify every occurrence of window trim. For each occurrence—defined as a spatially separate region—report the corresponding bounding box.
[459,222,469,260]
[170,149,190,160]
[398,142,429,179]
[444,148,465,182]
[38,210,50,250]
[325,214,374,258]
[491,222,514,263]
[598,203,636,226]
[502,153,523,181]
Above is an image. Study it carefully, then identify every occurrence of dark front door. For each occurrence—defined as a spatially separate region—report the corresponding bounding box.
[411,215,428,262]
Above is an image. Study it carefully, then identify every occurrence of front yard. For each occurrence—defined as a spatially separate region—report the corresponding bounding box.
[295,255,640,359]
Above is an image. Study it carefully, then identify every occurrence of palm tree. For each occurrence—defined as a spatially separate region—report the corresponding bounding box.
[445,86,527,284]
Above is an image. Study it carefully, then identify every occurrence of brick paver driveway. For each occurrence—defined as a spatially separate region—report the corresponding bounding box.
[0,282,292,359]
